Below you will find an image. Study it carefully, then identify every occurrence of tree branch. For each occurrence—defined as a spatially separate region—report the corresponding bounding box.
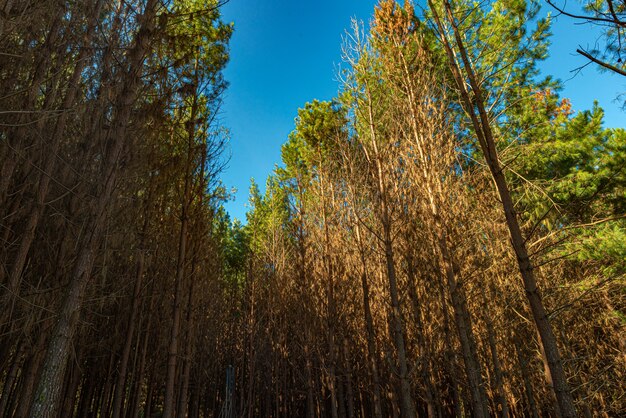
[576,48,626,76]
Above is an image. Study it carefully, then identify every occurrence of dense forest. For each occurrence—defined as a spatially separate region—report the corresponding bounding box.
[0,0,624,417]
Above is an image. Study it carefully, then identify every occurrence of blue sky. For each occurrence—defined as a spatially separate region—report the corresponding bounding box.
[218,0,625,222]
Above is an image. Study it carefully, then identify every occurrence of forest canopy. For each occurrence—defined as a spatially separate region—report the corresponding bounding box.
[0,1,624,417]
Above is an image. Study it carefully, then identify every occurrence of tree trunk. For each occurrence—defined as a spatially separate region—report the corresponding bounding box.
[177,272,197,418]
[3,0,103,313]
[483,287,509,418]
[16,327,48,418]
[0,341,24,417]
[342,338,355,418]
[111,249,145,418]
[76,372,95,418]
[60,358,82,418]
[0,7,64,205]
[131,308,152,418]
[406,258,437,418]
[144,373,154,418]
[364,81,415,418]
[427,2,576,416]
[27,2,158,416]
[395,37,488,416]
[354,224,383,418]
[319,167,339,418]
[163,69,201,418]
[515,338,540,418]
[440,246,488,418]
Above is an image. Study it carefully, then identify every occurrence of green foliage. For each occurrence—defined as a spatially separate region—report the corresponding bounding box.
[224,218,250,277]
[280,133,310,182]
[245,176,291,256]
[162,0,233,75]
[294,100,347,154]
[421,0,625,276]
[428,0,553,114]
[280,100,347,179]
[569,222,626,275]
[213,206,250,288]
[512,102,625,222]
[508,97,626,274]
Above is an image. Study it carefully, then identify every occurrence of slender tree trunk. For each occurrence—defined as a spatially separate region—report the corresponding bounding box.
[0,7,64,205]
[439,278,463,418]
[395,38,488,416]
[144,373,154,418]
[342,338,355,418]
[16,327,48,418]
[0,341,24,417]
[439,243,488,418]
[337,372,347,418]
[295,183,315,418]
[381,217,415,418]
[363,81,415,418]
[427,2,576,415]
[111,191,153,418]
[163,202,189,418]
[406,258,436,418]
[77,372,95,418]
[304,338,315,418]
[190,378,201,418]
[163,64,203,416]
[483,286,509,418]
[354,224,383,418]
[27,3,158,416]
[111,249,146,418]
[515,338,540,418]
[131,311,152,418]
[98,349,117,417]
[177,269,197,418]
[60,358,82,418]
[245,271,257,418]
[3,0,103,319]
[318,168,339,418]
[177,356,192,418]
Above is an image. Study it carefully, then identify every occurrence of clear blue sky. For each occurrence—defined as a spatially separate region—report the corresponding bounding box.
[218,0,625,222]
